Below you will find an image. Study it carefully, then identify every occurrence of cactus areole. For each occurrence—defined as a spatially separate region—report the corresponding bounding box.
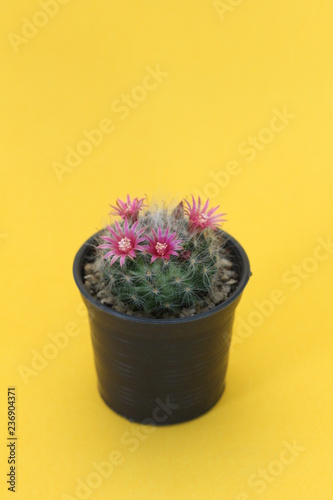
[73,196,251,424]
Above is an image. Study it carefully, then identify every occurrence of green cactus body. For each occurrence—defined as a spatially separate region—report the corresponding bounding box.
[83,197,236,319]
[96,208,230,317]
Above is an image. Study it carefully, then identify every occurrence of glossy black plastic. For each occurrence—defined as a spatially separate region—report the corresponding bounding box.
[73,231,251,425]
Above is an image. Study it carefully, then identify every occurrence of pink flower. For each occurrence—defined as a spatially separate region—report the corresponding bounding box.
[184,196,226,231]
[98,219,146,267]
[143,227,183,263]
[109,195,147,221]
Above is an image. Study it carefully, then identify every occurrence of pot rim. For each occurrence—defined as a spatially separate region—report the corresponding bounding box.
[73,229,251,324]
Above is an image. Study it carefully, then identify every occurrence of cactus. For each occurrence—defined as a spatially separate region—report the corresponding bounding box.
[84,196,238,319]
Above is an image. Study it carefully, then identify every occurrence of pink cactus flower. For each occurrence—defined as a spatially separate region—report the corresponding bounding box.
[109,195,146,221]
[184,196,226,231]
[98,219,146,267]
[144,227,183,263]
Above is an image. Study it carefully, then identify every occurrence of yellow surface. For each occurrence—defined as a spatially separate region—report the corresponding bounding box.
[1,1,333,498]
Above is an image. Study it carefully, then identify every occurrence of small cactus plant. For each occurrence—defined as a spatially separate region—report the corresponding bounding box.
[84,195,239,319]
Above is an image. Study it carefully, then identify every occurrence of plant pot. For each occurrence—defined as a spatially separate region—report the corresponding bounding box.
[73,230,251,425]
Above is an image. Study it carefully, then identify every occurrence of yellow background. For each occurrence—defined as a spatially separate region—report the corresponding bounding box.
[1,0,333,498]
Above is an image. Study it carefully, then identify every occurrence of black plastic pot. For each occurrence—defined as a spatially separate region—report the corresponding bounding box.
[73,231,251,425]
